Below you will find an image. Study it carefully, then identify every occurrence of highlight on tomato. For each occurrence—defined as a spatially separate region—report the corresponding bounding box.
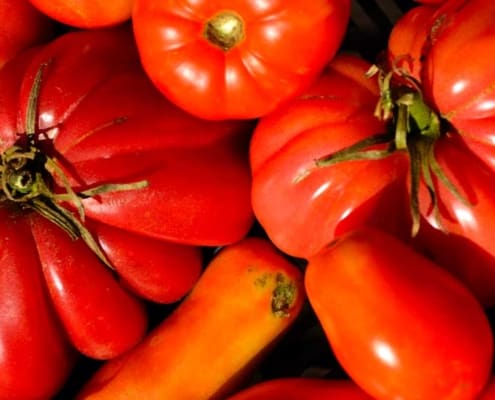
[132,0,352,120]
[28,0,134,28]
[250,53,410,259]
[0,0,55,68]
[305,227,493,400]
[372,0,495,306]
[0,25,254,399]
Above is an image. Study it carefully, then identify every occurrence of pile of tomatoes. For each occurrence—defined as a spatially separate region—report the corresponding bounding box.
[2,0,495,399]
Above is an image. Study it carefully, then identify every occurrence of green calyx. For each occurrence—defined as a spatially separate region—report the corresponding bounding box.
[315,64,469,236]
[0,62,148,269]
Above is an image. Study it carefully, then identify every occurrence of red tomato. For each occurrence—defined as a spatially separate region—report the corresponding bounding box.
[226,378,373,400]
[385,0,495,306]
[0,207,76,400]
[0,26,253,398]
[0,0,55,67]
[132,0,351,120]
[250,53,410,259]
[305,227,493,400]
[479,376,495,399]
[388,0,495,170]
[28,0,133,28]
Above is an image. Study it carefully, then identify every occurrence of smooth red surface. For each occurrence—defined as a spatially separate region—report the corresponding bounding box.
[306,227,493,400]
[0,0,55,67]
[227,378,373,400]
[132,0,351,120]
[29,0,133,28]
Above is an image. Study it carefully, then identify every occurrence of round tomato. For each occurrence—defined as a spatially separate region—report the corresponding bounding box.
[0,26,253,398]
[28,0,133,28]
[0,0,55,68]
[305,227,493,400]
[250,53,410,259]
[132,0,351,120]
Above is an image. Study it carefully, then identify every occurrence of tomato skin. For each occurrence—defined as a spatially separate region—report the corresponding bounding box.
[0,207,76,400]
[93,222,203,304]
[305,227,493,400]
[226,378,373,400]
[389,0,495,168]
[387,4,437,82]
[30,214,148,360]
[132,0,351,120]
[412,133,495,306]
[0,25,254,396]
[478,377,495,399]
[0,0,55,68]
[28,0,133,28]
[251,54,410,259]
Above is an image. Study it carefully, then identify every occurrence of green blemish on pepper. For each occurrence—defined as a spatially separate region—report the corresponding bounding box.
[271,273,296,318]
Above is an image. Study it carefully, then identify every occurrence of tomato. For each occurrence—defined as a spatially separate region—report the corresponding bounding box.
[250,53,410,259]
[305,227,493,400]
[388,0,495,171]
[0,0,55,68]
[383,0,495,306]
[0,26,253,398]
[226,378,373,400]
[0,207,77,400]
[28,0,133,28]
[132,0,351,120]
[479,377,495,399]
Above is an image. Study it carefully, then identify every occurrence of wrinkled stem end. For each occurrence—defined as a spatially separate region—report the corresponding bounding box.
[204,11,245,51]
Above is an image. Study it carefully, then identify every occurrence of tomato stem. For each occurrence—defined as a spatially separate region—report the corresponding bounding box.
[0,62,149,269]
[204,11,245,51]
[314,64,471,236]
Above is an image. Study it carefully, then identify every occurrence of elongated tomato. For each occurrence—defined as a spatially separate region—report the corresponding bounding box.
[306,227,493,400]
[77,237,305,400]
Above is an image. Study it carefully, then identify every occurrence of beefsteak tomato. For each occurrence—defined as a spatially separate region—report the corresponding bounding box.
[306,227,493,400]
[132,0,351,120]
[383,0,495,306]
[250,53,410,259]
[0,25,253,399]
[0,0,55,68]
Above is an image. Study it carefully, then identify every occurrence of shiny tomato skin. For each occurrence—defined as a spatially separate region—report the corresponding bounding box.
[226,378,373,400]
[30,214,148,360]
[387,4,437,82]
[93,222,203,304]
[0,24,253,396]
[412,133,495,306]
[0,0,55,68]
[4,26,254,247]
[387,0,495,306]
[478,377,495,399]
[0,207,76,400]
[250,54,410,259]
[132,0,351,120]
[388,0,495,168]
[28,0,133,28]
[305,227,493,400]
